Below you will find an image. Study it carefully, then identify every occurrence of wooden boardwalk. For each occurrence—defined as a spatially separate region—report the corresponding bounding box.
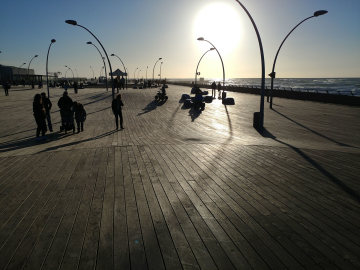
[0,85,359,269]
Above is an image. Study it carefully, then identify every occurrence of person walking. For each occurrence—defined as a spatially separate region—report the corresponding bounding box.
[33,94,48,141]
[2,80,10,96]
[211,81,216,98]
[112,94,124,130]
[73,102,86,132]
[73,81,78,94]
[217,82,222,98]
[41,92,53,132]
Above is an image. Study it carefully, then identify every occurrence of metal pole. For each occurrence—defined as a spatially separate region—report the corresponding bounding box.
[27,55,38,85]
[195,48,213,85]
[18,62,26,82]
[66,20,115,99]
[111,54,127,89]
[89,43,108,91]
[46,39,56,98]
[269,13,327,109]
[160,63,162,83]
[153,58,162,82]
[235,0,266,129]
[90,66,94,80]
[134,68,138,82]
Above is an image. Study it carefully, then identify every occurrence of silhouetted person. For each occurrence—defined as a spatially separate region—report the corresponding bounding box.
[217,82,221,98]
[121,76,125,90]
[73,102,86,132]
[2,81,10,96]
[33,94,47,141]
[31,81,35,89]
[211,81,216,97]
[112,94,124,130]
[41,92,53,132]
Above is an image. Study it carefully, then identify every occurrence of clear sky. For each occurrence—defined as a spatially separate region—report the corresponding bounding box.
[1,0,359,79]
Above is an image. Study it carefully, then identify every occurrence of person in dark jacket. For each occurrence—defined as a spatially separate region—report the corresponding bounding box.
[33,94,48,141]
[2,81,10,96]
[112,94,124,130]
[41,92,53,132]
[211,81,216,98]
[58,91,73,130]
[73,102,87,132]
[217,82,221,98]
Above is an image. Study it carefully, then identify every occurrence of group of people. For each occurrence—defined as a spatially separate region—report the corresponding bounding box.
[114,76,126,92]
[211,81,222,98]
[33,91,126,140]
[33,91,87,141]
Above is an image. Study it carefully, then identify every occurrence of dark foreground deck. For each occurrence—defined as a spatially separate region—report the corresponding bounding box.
[0,85,359,269]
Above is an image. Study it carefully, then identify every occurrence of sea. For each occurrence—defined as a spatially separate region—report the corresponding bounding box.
[167,78,360,96]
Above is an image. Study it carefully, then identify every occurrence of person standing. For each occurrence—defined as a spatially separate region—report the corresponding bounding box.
[217,82,221,98]
[73,102,86,132]
[112,94,124,130]
[211,81,216,98]
[41,92,53,132]
[74,81,78,94]
[33,94,48,141]
[120,76,125,90]
[2,80,10,96]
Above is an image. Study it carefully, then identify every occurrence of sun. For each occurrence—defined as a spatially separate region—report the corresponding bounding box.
[194,3,241,55]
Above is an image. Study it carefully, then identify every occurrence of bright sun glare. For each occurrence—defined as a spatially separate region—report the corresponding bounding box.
[194,4,241,55]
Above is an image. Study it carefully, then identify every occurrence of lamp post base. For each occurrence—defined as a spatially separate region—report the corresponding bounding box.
[253,112,261,129]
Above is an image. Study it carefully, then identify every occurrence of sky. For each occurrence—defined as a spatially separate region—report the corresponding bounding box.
[1,0,359,79]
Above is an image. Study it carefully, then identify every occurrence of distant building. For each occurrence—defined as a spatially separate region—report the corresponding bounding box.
[200,77,204,82]
[0,65,42,84]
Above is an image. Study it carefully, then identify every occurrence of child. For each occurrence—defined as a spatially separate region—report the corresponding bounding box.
[73,102,86,132]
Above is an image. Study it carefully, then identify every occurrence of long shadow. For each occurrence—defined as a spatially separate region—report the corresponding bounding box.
[272,108,357,148]
[137,100,158,116]
[188,107,202,122]
[0,128,37,139]
[256,127,360,203]
[224,105,233,142]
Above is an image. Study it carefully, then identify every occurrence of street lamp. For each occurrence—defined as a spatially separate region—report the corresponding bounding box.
[65,65,74,81]
[65,20,115,100]
[18,62,26,81]
[197,38,225,92]
[87,41,108,91]
[90,66,94,81]
[134,67,138,82]
[138,69,141,82]
[152,58,162,82]
[111,53,127,89]
[146,66,148,81]
[269,10,328,109]
[100,66,104,79]
[75,69,78,82]
[46,39,56,97]
[235,0,266,129]
[27,54,38,84]
[159,62,163,83]
[195,48,215,85]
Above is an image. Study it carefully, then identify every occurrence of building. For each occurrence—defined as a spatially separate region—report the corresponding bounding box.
[0,65,43,84]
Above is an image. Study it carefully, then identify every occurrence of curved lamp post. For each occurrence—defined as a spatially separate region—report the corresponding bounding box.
[66,20,115,100]
[18,62,26,81]
[146,66,148,81]
[152,58,162,82]
[87,41,108,91]
[269,10,328,109]
[75,69,78,82]
[197,38,225,92]
[138,69,141,82]
[234,0,266,129]
[111,53,127,89]
[134,68,138,82]
[27,55,38,84]
[90,66,94,81]
[195,48,215,85]
[65,65,75,81]
[159,62,163,83]
[46,39,56,97]
[100,66,104,79]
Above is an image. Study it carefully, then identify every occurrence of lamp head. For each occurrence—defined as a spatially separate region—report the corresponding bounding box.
[210,48,215,50]
[65,65,68,67]
[111,54,114,56]
[314,10,328,17]
[159,58,162,60]
[197,37,204,41]
[51,39,56,43]
[87,41,92,45]
[23,62,26,64]
[35,55,38,57]
[65,20,77,26]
